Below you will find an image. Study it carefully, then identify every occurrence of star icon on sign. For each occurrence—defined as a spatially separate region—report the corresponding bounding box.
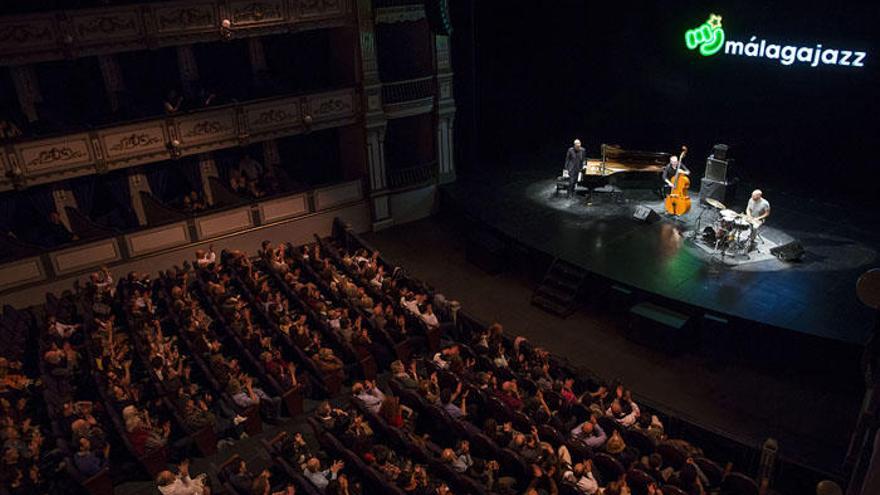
[707,13,723,28]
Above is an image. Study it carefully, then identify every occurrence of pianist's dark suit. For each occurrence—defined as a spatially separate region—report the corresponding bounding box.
[564,146,586,196]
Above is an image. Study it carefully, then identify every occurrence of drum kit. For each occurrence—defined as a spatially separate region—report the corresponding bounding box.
[697,198,761,258]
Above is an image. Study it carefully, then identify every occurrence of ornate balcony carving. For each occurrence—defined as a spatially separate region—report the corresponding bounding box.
[0,87,359,192]
[0,0,353,65]
[374,2,426,24]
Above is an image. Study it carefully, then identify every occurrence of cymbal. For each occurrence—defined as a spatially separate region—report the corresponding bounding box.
[705,198,726,210]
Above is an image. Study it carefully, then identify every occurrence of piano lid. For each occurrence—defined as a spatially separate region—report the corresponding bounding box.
[582,144,670,176]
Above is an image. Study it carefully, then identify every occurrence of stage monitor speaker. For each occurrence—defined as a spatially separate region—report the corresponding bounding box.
[712,143,729,161]
[699,178,727,205]
[705,157,730,182]
[770,241,805,262]
[633,205,660,224]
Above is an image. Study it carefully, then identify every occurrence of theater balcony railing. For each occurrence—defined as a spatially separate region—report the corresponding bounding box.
[387,160,437,190]
[0,86,360,192]
[381,76,435,118]
[373,0,426,24]
[0,177,367,297]
[0,0,353,65]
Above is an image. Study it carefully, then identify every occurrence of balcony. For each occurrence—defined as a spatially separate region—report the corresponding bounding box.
[388,160,436,189]
[0,178,367,296]
[381,76,435,118]
[0,87,360,192]
[0,0,353,65]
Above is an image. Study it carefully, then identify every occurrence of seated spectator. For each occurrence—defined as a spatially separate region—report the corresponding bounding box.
[195,246,217,268]
[303,457,344,491]
[634,412,665,443]
[526,464,557,495]
[281,431,313,468]
[228,459,255,494]
[72,437,109,477]
[47,315,81,340]
[156,459,210,495]
[313,348,344,381]
[420,304,439,329]
[414,376,438,405]
[228,375,282,421]
[351,381,385,414]
[562,460,599,494]
[570,417,607,449]
[440,383,468,419]
[432,344,460,370]
[261,350,299,390]
[122,405,170,456]
[229,169,248,194]
[495,380,524,411]
[378,395,405,428]
[315,401,350,431]
[181,190,206,213]
[605,430,635,466]
[607,397,640,428]
[452,440,474,473]
[343,413,374,452]
[391,360,419,389]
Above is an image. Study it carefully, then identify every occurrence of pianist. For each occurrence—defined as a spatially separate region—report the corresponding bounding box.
[564,139,587,197]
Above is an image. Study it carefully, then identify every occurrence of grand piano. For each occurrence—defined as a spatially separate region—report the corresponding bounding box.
[578,144,670,198]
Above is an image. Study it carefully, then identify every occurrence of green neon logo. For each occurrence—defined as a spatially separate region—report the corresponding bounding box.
[685,14,725,56]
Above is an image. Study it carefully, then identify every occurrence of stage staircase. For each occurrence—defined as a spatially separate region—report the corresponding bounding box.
[531,258,587,317]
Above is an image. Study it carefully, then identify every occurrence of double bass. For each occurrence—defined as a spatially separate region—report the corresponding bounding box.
[664,145,690,216]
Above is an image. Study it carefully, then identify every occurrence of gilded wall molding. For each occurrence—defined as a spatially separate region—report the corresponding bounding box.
[0,0,353,65]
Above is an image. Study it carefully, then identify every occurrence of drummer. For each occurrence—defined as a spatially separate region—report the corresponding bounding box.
[745,189,771,244]
[745,189,771,226]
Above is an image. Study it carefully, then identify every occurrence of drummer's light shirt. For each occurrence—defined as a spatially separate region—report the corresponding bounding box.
[747,197,770,218]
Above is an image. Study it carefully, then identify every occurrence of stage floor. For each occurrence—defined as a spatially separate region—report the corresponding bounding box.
[444,169,879,344]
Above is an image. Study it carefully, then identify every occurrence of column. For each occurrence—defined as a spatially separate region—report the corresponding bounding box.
[247,37,268,75]
[261,139,281,167]
[128,172,150,226]
[437,114,455,183]
[52,188,78,232]
[98,55,125,113]
[176,45,200,97]
[356,0,392,229]
[10,65,42,123]
[198,153,219,206]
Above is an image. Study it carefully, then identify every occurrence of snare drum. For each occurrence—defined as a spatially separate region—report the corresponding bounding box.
[734,217,751,231]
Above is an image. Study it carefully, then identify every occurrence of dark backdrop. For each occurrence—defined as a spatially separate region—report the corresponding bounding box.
[451,0,880,205]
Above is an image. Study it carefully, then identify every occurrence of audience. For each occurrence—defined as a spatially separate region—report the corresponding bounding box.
[11,235,765,495]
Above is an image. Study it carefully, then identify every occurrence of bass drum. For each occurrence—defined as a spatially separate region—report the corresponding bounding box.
[702,226,718,244]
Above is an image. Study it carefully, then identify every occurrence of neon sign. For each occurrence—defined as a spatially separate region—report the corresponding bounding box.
[684,13,867,68]
[685,14,725,56]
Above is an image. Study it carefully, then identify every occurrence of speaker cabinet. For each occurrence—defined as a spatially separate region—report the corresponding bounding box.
[633,205,660,224]
[770,241,805,262]
[705,157,730,182]
[698,178,728,206]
